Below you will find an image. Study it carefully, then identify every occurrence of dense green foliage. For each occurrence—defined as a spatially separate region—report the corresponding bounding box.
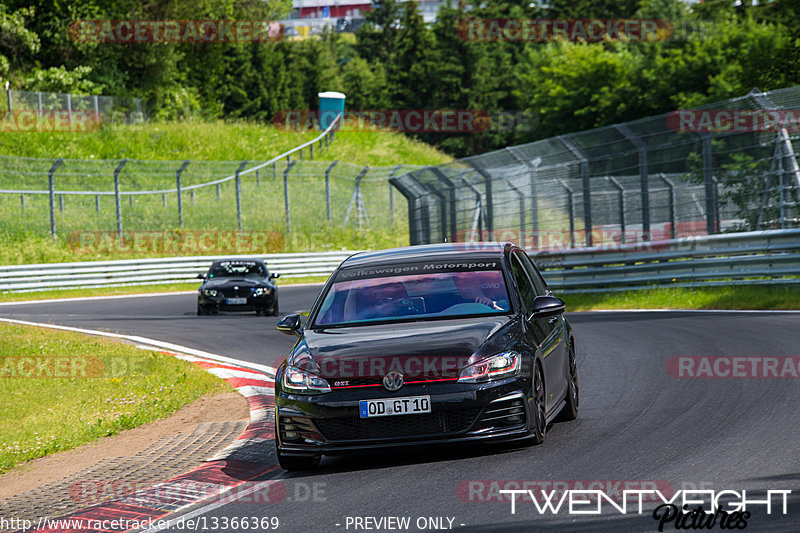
[1,0,798,156]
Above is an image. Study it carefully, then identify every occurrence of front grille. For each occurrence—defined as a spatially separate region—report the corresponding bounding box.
[316,409,481,441]
[477,398,526,431]
[220,287,249,298]
[330,375,459,389]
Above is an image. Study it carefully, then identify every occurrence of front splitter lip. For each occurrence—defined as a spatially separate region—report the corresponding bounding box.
[277,426,531,457]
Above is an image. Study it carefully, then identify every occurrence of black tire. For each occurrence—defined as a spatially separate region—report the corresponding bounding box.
[197,303,208,316]
[555,341,579,422]
[530,362,546,445]
[270,297,279,316]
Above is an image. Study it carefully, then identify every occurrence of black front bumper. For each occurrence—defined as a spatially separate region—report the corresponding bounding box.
[275,379,532,457]
[198,293,275,312]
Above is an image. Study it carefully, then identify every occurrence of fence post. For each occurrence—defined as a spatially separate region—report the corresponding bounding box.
[66,93,73,123]
[325,160,339,226]
[387,164,403,226]
[191,190,195,205]
[162,194,166,207]
[607,176,625,244]
[461,178,484,240]
[504,179,526,248]
[616,125,650,240]
[114,159,127,241]
[235,160,248,231]
[176,160,190,229]
[658,174,676,240]
[128,195,133,207]
[431,168,457,242]
[93,95,99,118]
[216,183,221,201]
[48,159,63,241]
[59,195,64,212]
[20,194,25,212]
[5,84,11,112]
[343,166,370,230]
[559,135,592,247]
[284,160,297,234]
[467,162,495,240]
[96,195,100,213]
[702,134,716,234]
[506,148,541,249]
[256,169,260,187]
[309,144,313,160]
[38,92,43,115]
[557,179,575,248]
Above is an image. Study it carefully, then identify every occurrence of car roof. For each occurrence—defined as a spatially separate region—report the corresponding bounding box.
[210,258,266,266]
[340,242,515,269]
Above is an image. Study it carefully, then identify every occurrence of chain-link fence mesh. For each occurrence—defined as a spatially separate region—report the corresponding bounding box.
[392,87,800,250]
[0,154,422,253]
[6,90,144,124]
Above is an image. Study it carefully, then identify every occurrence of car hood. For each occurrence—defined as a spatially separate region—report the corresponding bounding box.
[294,316,517,380]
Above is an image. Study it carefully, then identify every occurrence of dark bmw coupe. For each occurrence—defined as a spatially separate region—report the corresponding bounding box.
[274,243,578,470]
[197,259,279,316]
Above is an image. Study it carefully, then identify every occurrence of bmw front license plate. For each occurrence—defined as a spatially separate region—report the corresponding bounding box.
[359,396,431,418]
[226,298,247,305]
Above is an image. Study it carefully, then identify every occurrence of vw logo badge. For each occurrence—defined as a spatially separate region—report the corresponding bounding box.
[383,371,404,391]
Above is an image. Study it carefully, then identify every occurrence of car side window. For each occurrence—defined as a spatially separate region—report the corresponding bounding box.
[510,256,536,315]
[519,252,548,296]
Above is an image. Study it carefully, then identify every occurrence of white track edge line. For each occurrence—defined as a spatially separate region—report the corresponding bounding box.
[0,317,276,376]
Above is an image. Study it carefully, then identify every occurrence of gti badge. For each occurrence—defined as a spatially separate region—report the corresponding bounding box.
[383,371,404,391]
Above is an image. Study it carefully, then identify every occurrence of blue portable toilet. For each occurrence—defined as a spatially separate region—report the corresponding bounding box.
[318,91,346,130]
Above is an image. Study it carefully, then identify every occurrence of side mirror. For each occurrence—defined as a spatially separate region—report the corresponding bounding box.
[196,273,206,280]
[530,295,566,318]
[277,313,303,336]
[269,272,280,280]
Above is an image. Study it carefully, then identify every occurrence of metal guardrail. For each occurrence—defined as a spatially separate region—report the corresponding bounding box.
[534,228,800,292]
[1,229,798,294]
[0,251,359,292]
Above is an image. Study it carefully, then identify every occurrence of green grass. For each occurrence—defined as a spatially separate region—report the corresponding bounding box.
[563,285,800,311]
[0,119,452,265]
[0,119,453,166]
[0,322,231,474]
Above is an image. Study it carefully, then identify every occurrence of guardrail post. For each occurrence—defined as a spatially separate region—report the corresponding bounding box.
[702,134,716,234]
[325,160,339,226]
[113,159,127,241]
[176,160,189,229]
[658,173,676,239]
[235,160,248,231]
[284,160,297,234]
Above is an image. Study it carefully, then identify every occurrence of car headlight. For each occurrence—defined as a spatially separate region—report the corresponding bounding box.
[458,351,521,383]
[253,287,272,296]
[282,365,331,394]
[203,289,218,297]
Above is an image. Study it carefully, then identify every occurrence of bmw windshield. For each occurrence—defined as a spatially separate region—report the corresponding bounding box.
[208,261,266,278]
[312,261,512,327]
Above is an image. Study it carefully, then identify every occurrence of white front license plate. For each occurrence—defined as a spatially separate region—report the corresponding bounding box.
[226,298,247,305]
[359,396,431,418]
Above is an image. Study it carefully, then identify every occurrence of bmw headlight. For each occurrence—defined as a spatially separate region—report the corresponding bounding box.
[253,287,272,296]
[203,289,218,297]
[458,351,521,383]
[282,366,331,394]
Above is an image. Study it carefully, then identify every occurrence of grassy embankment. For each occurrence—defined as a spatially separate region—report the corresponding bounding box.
[0,321,230,473]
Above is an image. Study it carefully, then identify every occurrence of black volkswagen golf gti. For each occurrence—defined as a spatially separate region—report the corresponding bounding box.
[274,243,578,470]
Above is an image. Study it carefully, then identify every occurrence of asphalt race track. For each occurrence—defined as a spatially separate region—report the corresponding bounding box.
[2,287,799,532]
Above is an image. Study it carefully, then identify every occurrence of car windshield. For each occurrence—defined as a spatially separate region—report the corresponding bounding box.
[208,261,266,278]
[313,267,511,326]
